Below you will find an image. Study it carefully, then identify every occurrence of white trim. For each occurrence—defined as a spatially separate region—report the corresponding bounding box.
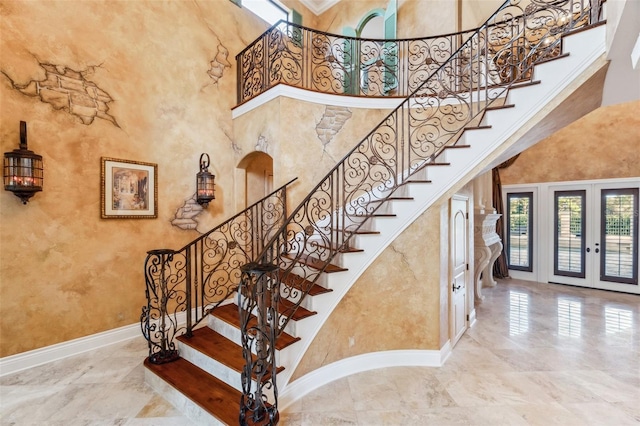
[0,323,140,377]
[232,84,504,119]
[503,177,640,291]
[0,300,233,377]
[232,84,404,118]
[468,308,477,327]
[279,342,451,410]
[298,0,341,16]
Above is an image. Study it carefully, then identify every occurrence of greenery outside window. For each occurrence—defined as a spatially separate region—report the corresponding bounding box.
[507,192,533,272]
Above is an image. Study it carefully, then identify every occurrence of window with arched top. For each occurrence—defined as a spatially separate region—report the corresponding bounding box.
[342,0,397,96]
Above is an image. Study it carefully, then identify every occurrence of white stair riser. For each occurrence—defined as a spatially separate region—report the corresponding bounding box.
[179,341,243,392]
[145,368,225,426]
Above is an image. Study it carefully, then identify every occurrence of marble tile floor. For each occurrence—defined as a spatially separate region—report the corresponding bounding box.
[1,279,639,425]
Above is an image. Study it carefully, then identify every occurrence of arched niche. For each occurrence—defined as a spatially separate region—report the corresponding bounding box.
[234,151,274,212]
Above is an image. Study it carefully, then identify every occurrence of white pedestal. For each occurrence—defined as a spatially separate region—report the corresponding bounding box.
[474,212,503,301]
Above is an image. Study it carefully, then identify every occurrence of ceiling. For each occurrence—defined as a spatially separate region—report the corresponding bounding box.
[298,0,341,15]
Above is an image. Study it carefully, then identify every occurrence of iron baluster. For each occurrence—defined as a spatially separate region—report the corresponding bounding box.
[141,179,296,365]
[141,249,180,364]
[239,262,280,426]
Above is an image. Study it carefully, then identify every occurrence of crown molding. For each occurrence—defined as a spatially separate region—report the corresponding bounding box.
[298,0,341,15]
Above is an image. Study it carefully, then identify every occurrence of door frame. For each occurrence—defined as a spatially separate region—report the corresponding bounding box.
[502,177,640,294]
[449,194,471,346]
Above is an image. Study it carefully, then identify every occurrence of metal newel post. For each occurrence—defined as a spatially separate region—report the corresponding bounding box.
[238,262,280,426]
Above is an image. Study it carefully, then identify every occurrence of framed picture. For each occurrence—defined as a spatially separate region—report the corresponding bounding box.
[101,157,157,219]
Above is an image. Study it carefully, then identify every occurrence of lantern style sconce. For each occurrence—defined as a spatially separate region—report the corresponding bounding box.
[196,153,215,208]
[3,121,43,205]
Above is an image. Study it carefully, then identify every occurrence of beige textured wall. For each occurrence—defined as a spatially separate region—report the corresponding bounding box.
[291,180,475,380]
[500,100,640,184]
[461,0,503,29]
[234,97,391,209]
[291,201,444,380]
[2,0,606,369]
[0,0,269,357]
[312,0,456,38]
[245,153,273,205]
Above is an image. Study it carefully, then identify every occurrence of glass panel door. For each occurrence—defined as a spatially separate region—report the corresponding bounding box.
[600,188,638,285]
[549,182,639,294]
[506,192,533,271]
[554,190,586,278]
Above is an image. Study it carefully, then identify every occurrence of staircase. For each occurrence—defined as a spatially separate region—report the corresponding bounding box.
[143,2,607,424]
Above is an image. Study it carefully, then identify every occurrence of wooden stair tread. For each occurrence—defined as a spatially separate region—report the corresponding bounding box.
[486,103,515,111]
[534,51,570,65]
[405,179,432,184]
[144,357,240,425]
[370,196,414,202]
[307,239,365,253]
[284,253,348,273]
[212,304,301,351]
[562,20,605,37]
[277,269,333,296]
[463,124,491,131]
[333,227,381,235]
[279,298,316,320]
[350,213,396,218]
[510,79,541,89]
[177,328,283,378]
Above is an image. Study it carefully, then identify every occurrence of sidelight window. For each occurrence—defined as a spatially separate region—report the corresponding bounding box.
[506,192,533,271]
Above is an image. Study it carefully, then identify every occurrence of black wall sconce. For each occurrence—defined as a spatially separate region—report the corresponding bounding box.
[3,121,43,205]
[196,153,215,208]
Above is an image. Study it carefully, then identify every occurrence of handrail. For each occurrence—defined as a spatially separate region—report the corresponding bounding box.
[235,0,602,105]
[141,177,297,364]
[236,20,477,104]
[238,0,603,423]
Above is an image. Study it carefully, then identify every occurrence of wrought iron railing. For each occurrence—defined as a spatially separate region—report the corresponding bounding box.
[237,22,476,103]
[236,0,600,105]
[141,178,296,364]
[238,0,603,423]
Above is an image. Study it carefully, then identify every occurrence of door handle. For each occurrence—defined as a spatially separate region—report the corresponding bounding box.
[595,242,600,253]
[586,247,590,253]
[452,283,461,291]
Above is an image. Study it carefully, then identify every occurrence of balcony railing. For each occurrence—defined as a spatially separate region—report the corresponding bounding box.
[236,0,599,105]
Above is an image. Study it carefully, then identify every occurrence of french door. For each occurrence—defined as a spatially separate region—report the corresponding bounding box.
[548,182,639,293]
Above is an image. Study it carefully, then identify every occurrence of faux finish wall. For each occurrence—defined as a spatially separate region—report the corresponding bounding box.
[0,0,269,357]
[500,100,640,184]
[290,201,445,380]
[313,0,456,38]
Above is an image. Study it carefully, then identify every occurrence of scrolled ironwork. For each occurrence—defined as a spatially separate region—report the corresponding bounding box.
[140,178,296,363]
[238,0,603,421]
[238,263,280,426]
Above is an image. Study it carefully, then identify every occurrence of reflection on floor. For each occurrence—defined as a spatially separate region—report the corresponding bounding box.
[1,279,639,425]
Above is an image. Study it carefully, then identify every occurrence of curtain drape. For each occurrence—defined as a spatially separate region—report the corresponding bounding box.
[492,155,519,279]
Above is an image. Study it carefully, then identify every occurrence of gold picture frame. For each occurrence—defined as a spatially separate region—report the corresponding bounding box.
[101,157,157,219]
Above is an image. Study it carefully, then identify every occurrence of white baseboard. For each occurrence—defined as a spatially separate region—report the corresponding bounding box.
[0,322,141,377]
[0,302,227,377]
[469,308,477,328]
[279,343,452,410]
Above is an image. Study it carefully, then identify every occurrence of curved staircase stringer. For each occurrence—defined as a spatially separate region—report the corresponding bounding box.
[275,23,607,397]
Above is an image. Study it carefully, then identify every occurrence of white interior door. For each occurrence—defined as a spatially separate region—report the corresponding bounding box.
[450,195,469,346]
[548,182,639,294]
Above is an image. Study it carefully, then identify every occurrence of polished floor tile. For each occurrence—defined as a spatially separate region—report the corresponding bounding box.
[1,279,638,425]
